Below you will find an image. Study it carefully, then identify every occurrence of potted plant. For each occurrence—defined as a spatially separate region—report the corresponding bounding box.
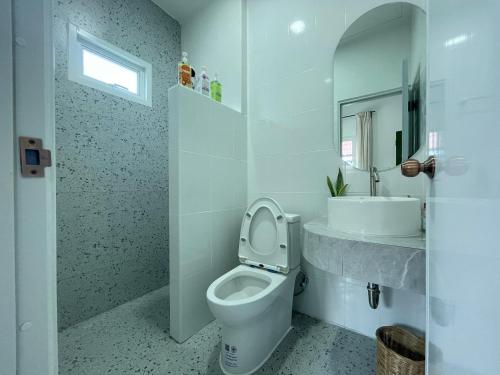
[327,168,348,197]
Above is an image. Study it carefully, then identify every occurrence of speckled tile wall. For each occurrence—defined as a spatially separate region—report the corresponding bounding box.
[54,0,180,330]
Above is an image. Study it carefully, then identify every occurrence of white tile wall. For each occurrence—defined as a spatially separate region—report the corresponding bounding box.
[247,0,427,203]
[179,152,211,214]
[247,0,427,338]
[294,259,426,338]
[294,259,346,327]
[181,0,245,112]
[169,86,247,342]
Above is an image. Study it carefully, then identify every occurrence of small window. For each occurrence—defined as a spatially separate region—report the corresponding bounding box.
[68,24,152,106]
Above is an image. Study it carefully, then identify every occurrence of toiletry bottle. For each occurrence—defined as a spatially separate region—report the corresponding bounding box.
[191,66,197,90]
[210,73,222,102]
[198,66,210,96]
[178,52,192,88]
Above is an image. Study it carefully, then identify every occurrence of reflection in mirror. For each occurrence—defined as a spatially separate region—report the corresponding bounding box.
[333,2,426,172]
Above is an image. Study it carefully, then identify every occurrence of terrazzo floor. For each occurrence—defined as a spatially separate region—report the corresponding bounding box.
[59,286,376,375]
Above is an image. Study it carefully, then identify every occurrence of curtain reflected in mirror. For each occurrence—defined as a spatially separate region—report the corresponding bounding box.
[340,90,403,171]
[354,112,372,170]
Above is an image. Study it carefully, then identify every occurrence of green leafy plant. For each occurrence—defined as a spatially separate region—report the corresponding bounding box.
[327,168,348,197]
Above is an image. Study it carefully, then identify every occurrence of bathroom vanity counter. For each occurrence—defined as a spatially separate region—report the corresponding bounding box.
[303,218,425,294]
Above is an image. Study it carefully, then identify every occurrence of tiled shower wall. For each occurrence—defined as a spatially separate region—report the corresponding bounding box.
[54,0,180,330]
[168,86,247,342]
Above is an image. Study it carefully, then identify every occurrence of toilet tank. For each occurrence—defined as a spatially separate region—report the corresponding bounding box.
[285,214,301,271]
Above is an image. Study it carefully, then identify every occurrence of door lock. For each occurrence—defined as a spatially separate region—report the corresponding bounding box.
[19,137,52,177]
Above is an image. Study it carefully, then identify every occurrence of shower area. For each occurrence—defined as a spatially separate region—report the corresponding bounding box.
[55,0,177,336]
[54,1,252,373]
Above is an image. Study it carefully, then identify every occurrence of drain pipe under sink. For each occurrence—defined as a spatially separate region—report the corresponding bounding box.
[367,283,380,309]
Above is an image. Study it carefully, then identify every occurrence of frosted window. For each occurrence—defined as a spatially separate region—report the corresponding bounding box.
[68,24,152,106]
[82,49,138,94]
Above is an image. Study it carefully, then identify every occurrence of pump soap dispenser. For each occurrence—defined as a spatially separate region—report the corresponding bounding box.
[178,52,192,89]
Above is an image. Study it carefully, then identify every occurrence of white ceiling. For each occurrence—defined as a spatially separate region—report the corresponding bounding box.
[151,0,208,24]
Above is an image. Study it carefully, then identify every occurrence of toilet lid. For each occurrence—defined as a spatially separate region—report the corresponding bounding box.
[238,198,289,273]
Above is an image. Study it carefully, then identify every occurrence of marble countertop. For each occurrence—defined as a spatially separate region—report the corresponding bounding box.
[304,217,426,250]
[303,218,426,294]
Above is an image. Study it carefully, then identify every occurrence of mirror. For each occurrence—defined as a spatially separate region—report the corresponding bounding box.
[333,3,426,172]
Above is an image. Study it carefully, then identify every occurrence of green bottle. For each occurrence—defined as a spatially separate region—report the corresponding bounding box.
[210,74,222,103]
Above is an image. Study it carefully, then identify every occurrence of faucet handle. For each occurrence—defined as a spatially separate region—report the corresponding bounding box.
[401,156,436,179]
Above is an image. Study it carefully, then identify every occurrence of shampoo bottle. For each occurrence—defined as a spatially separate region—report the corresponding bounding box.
[200,66,210,96]
[198,66,210,96]
[210,73,222,103]
[178,52,192,88]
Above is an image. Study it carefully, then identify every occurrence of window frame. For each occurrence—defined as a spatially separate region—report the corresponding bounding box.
[67,24,152,106]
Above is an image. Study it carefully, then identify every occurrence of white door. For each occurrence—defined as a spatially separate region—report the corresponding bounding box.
[12,0,58,374]
[0,0,17,374]
[427,0,500,373]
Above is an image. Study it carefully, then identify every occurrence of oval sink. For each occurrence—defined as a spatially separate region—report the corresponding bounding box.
[328,196,421,237]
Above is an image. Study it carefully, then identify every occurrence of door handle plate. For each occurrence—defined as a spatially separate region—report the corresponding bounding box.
[19,137,52,177]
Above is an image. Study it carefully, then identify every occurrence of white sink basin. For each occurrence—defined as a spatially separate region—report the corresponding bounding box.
[328,196,421,237]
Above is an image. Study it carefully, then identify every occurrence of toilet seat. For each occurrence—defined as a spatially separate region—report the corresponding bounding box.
[238,198,290,273]
[207,265,287,308]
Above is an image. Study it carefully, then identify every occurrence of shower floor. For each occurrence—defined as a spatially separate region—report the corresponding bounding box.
[59,286,376,375]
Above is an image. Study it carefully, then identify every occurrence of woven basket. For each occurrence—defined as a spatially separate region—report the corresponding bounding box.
[376,326,425,375]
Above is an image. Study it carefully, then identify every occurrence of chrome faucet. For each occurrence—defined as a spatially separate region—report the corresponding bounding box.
[370,166,380,196]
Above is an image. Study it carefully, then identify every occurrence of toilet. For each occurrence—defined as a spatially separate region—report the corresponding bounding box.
[206,197,301,375]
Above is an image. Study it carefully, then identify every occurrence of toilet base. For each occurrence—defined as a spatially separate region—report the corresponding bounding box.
[209,267,300,375]
[219,326,292,375]
[217,270,297,375]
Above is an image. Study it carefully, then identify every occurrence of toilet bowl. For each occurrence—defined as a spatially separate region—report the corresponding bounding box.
[206,198,301,375]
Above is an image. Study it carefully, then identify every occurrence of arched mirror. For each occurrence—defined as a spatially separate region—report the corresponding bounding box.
[333,2,426,172]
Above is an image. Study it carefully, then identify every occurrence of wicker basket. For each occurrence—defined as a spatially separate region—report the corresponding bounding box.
[376,326,425,375]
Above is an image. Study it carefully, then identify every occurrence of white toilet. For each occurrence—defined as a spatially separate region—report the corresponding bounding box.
[206,197,301,375]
